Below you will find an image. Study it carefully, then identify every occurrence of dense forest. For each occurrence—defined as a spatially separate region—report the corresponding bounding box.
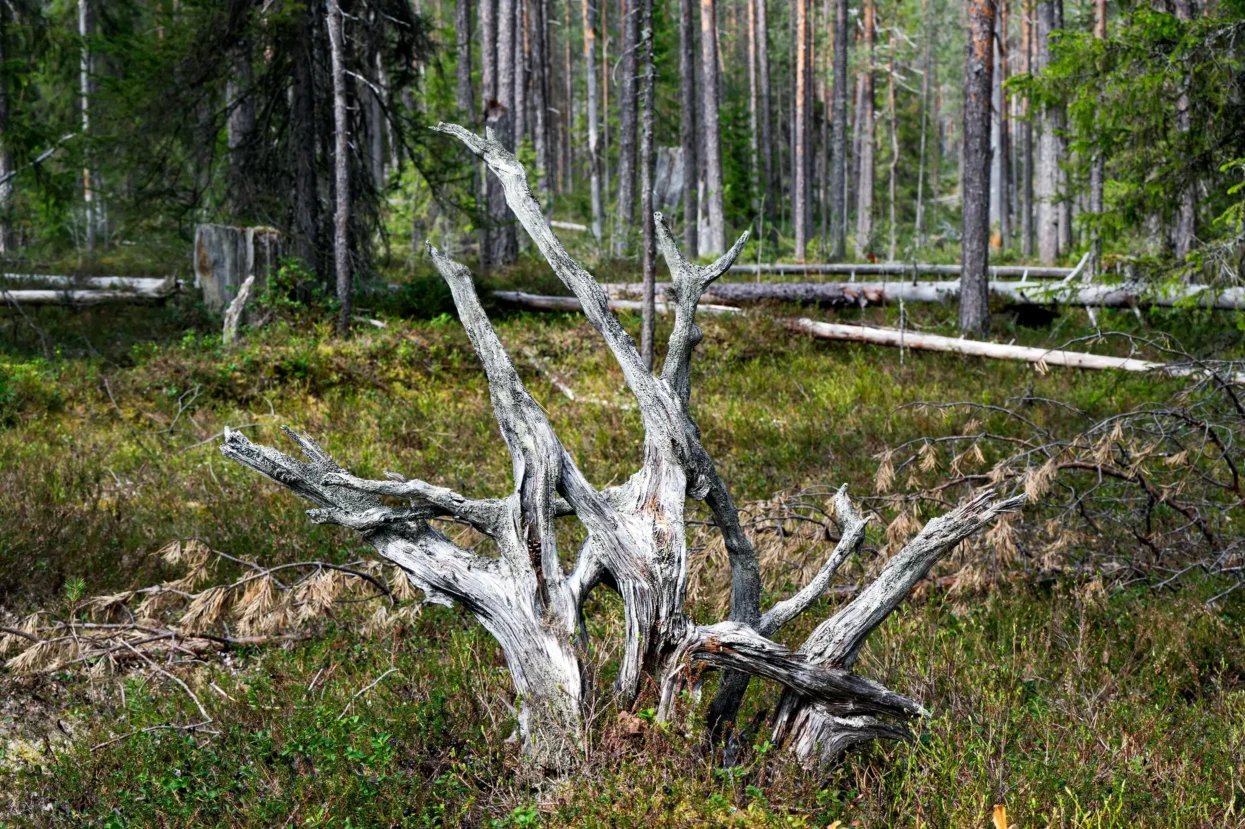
[2,0,1242,283]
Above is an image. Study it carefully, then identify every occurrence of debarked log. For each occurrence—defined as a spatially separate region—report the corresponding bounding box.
[599,280,1245,310]
[0,275,179,306]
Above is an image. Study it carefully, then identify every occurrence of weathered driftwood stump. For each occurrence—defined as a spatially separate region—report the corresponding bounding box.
[221,124,1022,775]
[194,224,283,313]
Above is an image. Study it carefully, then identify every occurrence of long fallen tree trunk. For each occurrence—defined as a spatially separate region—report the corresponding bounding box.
[494,291,1244,384]
[599,280,1245,311]
[0,275,178,305]
[1,273,173,290]
[730,262,1077,278]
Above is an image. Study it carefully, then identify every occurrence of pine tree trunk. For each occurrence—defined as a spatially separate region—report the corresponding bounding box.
[1052,0,1070,256]
[490,0,520,264]
[887,27,898,262]
[700,0,726,255]
[328,0,353,336]
[748,0,760,218]
[291,3,320,274]
[368,47,386,192]
[960,0,995,336]
[226,40,256,218]
[793,0,809,260]
[584,0,604,242]
[529,0,552,204]
[1173,0,1195,260]
[854,0,875,260]
[615,0,641,255]
[515,0,528,158]
[0,11,15,253]
[996,0,1011,250]
[79,0,97,255]
[829,0,848,259]
[482,0,498,266]
[1089,0,1105,273]
[679,0,699,256]
[1020,0,1034,257]
[1034,0,1058,264]
[639,0,656,368]
[757,0,776,225]
[457,0,475,115]
[914,0,932,248]
[563,0,575,194]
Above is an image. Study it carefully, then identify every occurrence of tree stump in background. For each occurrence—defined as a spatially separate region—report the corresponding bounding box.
[193,224,283,314]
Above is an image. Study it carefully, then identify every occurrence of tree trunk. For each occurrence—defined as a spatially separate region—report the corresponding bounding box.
[995,0,1011,250]
[482,0,498,266]
[79,0,97,255]
[854,0,875,260]
[748,0,760,218]
[639,0,656,368]
[0,10,15,253]
[829,0,848,259]
[457,0,475,115]
[699,0,726,255]
[757,0,776,225]
[1173,0,1195,260]
[1020,0,1034,257]
[1089,0,1105,274]
[488,0,520,265]
[914,0,933,248]
[1035,0,1058,264]
[328,0,353,336]
[529,0,551,203]
[615,0,640,255]
[960,0,995,336]
[564,0,575,194]
[1053,0,1070,257]
[584,0,604,242]
[290,3,320,275]
[793,0,809,261]
[226,40,256,218]
[679,0,699,256]
[886,27,898,262]
[368,47,386,193]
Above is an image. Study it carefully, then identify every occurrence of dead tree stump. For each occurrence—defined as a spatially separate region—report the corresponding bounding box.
[194,224,283,314]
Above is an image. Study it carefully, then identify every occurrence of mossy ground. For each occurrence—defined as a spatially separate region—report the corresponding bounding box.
[1,256,1243,826]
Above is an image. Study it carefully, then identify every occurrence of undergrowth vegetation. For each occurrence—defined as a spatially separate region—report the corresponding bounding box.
[1,270,1243,825]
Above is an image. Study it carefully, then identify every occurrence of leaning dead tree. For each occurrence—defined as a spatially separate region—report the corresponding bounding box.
[221,124,1022,775]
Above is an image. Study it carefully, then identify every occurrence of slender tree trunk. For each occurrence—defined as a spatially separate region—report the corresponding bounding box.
[529,0,552,204]
[1174,0,1195,260]
[1053,0,1070,256]
[564,0,575,194]
[1020,0,1034,257]
[491,0,520,264]
[602,0,610,206]
[819,0,831,256]
[368,48,386,192]
[79,0,97,255]
[679,0,699,256]
[515,0,528,156]
[639,0,656,368]
[803,2,814,246]
[757,0,775,224]
[615,0,640,255]
[482,0,499,266]
[887,27,899,262]
[1034,0,1057,263]
[1089,0,1105,274]
[0,11,15,253]
[457,0,475,115]
[291,3,320,273]
[226,39,256,218]
[793,0,809,260]
[961,0,995,335]
[584,0,604,241]
[996,0,1010,249]
[748,0,760,217]
[829,0,848,259]
[914,0,933,248]
[700,0,726,255]
[328,0,353,336]
[854,0,875,259]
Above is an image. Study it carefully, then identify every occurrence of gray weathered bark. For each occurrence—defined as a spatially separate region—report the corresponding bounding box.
[960,0,995,335]
[584,0,604,242]
[1173,0,1195,261]
[292,2,320,273]
[639,0,656,368]
[328,0,352,336]
[226,40,257,218]
[1035,0,1057,263]
[854,0,875,259]
[79,0,98,255]
[222,124,1021,775]
[490,0,520,265]
[757,0,776,226]
[1020,0,1034,258]
[793,0,810,261]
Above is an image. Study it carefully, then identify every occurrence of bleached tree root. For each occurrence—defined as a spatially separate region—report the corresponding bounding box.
[220,123,1021,775]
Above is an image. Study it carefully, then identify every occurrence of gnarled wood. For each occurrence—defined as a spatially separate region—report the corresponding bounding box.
[222,124,1020,775]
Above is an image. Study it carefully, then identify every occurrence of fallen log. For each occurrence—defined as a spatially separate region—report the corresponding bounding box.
[599,280,1245,311]
[495,290,1244,384]
[783,319,1245,385]
[730,262,1077,278]
[0,275,179,306]
[1,274,172,290]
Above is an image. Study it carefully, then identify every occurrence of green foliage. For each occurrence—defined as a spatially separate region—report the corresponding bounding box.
[0,358,62,426]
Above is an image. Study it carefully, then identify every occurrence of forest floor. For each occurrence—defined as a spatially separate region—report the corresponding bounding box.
[1,257,1243,827]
